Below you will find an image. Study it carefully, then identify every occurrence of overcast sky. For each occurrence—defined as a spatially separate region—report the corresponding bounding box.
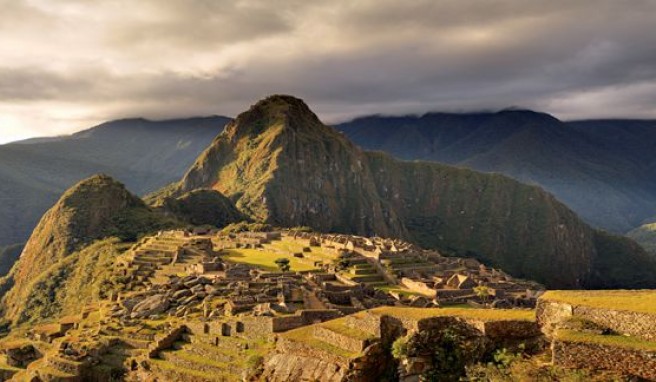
[1,0,656,143]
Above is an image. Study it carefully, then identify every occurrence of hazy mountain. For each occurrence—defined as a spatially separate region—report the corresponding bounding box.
[0,116,228,248]
[335,113,656,233]
[628,218,656,256]
[150,95,656,289]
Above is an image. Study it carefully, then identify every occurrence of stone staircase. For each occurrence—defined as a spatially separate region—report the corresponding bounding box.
[149,330,271,381]
[119,234,196,290]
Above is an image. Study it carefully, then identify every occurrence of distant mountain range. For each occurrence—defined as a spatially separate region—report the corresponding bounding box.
[2,104,656,264]
[0,116,227,247]
[335,113,656,234]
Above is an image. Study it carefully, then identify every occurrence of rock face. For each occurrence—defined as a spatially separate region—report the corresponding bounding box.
[130,294,170,318]
[149,95,656,289]
[1,174,176,322]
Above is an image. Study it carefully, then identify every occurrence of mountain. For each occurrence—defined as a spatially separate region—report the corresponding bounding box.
[150,95,656,289]
[628,219,656,256]
[335,113,656,233]
[0,116,228,248]
[0,174,178,323]
[161,189,246,227]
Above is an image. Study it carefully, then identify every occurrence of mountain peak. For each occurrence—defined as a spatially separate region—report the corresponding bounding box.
[225,94,323,138]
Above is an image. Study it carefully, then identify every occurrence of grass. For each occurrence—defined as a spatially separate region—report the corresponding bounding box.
[282,326,359,359]
[371,306,535,322]
[542,290,656,315]
[222,248,319,272]
[268,238,338,261]
[557,329,656,352]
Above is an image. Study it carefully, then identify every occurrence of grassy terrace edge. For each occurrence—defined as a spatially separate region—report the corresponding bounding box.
[370,307,536,322]
[556,329,656,352]
[541,290,656,315]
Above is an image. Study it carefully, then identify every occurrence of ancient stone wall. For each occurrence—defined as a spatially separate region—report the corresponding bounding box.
[262,353,346,382]
[147,325,187,357]
[401,278,437,298]
[537,299,656,341]
[553,339,656,380]
[313,326,370,353]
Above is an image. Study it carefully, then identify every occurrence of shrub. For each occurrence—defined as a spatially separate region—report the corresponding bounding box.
[391,335,409,360]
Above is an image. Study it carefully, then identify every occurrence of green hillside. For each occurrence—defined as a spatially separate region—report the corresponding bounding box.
[628,221,656,255]
[0,175,180,323]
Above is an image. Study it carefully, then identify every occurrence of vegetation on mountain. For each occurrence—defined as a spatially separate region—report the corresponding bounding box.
[161,189,245,227]
[336,114,656,234]
[150,95,656,289]
[0,174,179,323]
[627,220,656,255]
[0,116,227,248]
[18,238,129,323]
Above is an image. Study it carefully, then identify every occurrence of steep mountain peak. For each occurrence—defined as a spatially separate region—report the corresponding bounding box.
[2,174,176,322]
[58,173,144,210]
[224,94,325,139]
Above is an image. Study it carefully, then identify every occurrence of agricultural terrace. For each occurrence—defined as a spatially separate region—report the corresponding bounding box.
[221,237,339,272]
[542,290,656,315]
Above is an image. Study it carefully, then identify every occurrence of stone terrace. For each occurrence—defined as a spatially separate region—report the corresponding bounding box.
[537,290,656,380]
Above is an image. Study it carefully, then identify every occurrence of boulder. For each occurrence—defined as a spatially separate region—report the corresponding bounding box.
[172,289,192,300]
[130,294,170,318]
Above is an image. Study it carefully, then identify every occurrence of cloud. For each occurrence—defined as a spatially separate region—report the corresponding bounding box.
[1,0,656,143]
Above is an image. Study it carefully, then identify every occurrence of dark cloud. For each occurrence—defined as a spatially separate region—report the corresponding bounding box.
[1,0,656,142]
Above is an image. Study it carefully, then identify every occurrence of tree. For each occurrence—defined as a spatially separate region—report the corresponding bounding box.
[274,258,291,272]
[474,285,491,304]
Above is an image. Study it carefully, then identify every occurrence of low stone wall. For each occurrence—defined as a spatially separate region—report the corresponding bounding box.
[480,320,541,339]
[553,338,656,380]
[435,289,474,299]
[313,326,370,353]
[537,299,656,341]
[148,325,187,357]
[401,278,437,298]
[262,353,347,382]
[324,290,353,305]
[271,315,306,333]
[277,337,351,366]
[271,309,342,333]
[46,356,83,375]
[345,313,383,338]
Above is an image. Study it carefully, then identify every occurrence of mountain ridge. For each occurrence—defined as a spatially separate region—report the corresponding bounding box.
[335,113,656,233]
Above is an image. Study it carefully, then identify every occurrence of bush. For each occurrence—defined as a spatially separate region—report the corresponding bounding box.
[391,336,409,360]
[274,258,291,272]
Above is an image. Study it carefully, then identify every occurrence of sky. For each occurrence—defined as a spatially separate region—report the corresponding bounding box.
[1,0,656,144]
